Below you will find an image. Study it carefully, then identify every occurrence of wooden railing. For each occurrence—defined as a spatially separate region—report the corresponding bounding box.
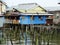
[5,19,12,23]
[6,12,20,16]
[5,19,19,24]
[46,16,53,19]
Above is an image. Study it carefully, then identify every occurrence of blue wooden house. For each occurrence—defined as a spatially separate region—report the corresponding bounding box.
[7,3,53,25]
[4,3,53,30]
[19,13,53,25]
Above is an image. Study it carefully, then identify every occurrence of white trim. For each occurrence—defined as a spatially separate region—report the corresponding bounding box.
[20,13,53,16]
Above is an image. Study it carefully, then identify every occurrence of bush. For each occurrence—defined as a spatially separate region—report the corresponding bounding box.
[0,40,2,44]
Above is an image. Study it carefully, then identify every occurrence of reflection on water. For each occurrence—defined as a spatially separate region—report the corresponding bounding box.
[0,28,60,45]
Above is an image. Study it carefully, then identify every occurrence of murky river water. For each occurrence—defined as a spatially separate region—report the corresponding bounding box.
[0,29,60,45]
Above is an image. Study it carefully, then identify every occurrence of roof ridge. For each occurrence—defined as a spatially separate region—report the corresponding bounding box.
[18,3,37,5]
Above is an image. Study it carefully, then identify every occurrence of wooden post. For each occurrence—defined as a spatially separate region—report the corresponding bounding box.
[26,25,28,32]
[19,25,21,44]
[21,24,23,36]
[25,25,28,45]
[38,34,41,45]
[9,27,13,45]
[35,33,38,45]
[10,33,13,45]
[40,26,41,34]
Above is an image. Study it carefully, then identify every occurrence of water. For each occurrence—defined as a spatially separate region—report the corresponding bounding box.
[0,29,60,45]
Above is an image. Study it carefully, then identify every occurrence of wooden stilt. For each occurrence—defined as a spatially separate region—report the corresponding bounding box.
[25,25,28,45]
[17,25,20,44]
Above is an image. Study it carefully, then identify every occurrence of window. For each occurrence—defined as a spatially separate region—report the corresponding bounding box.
[30,16,34,20]
[39,16,43,20]
[56,13,59,19]
[56,16,59,19]
[22,16,25,20]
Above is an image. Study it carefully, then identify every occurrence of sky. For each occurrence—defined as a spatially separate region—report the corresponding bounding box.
[2,0,60,7]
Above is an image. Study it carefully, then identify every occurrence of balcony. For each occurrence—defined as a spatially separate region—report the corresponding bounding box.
[12,19,19,24]
[6,12,20,16]
[5,19,12,23]
[5,19,19,24]
[46,16,53,19]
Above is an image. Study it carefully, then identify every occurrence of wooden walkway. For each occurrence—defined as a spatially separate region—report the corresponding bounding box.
[32,25,60,29]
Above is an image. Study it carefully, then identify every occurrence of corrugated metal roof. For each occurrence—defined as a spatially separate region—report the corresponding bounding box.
[7,3,46,11]
[15,3,37,10]
[45,6,60,11]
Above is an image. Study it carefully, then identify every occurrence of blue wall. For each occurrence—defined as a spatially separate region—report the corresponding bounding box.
[19,15,46,24]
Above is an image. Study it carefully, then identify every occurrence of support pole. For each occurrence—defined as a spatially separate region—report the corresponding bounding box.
[25,25,28,45]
